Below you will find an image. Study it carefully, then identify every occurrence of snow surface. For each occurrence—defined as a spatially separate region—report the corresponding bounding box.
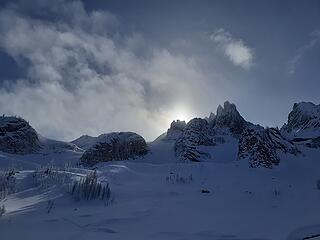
[1,137,320,240]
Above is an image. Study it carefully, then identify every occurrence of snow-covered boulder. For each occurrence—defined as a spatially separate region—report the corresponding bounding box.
[239,126,299,168]
[80,132,147,166]
[0,116,40,154]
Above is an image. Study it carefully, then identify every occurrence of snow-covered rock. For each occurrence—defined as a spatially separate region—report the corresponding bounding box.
[282,102,320,139]
[209,101,249,136]
[0,116,40,154]
[166,101,302,167]
[239,126,299,168]
[174,118,215,161]
[166,120,187,140]
[80,132,147,166]
[173,101,247,162]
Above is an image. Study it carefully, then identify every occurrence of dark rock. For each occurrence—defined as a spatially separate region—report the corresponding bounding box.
[80,132,147,166]
[174,118,215,162]
[238,126,299,168]
[166,120,187,140]
[0,116,40,154]
[210,101,249,136]
[201,189,210,193]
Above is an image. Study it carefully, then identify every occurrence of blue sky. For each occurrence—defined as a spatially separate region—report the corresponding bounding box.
[0,0,319,141]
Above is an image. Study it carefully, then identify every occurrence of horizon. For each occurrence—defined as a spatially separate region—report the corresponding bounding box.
[0,0,319,141]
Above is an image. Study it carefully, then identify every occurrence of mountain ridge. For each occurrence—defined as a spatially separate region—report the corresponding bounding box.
[1,100,320,168]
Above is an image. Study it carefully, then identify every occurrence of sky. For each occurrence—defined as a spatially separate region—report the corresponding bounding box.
[0,0,319,141]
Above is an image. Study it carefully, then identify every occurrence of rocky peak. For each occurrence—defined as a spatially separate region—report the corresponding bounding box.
[210,101,248,135]
[285,102,320,131]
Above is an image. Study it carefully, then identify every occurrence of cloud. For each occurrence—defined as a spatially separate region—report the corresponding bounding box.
[210,28,254,69]
[0,0,210,141]
[288,30,320,75]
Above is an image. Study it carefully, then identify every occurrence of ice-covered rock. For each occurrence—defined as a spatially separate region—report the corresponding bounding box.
[239,126,299,168]
[80,132,147,166]
[0,116,40,154]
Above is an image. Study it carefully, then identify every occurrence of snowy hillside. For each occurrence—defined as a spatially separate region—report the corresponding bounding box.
[71,135,97,151]
[1,102,320,240]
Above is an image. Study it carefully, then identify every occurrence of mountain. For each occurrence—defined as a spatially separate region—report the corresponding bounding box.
[162,101,302,168]
[283,102,320,135]
[80,132,148,166]
[0,101,319,169]
[209,101,249,136]
[281,102,320,148]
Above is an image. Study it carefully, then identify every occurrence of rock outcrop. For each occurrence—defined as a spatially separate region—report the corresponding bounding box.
[80,132,147,166]
[238,126,299,168]
[282,102,320,148]
[0,116,40,154]
[283,102,320,134]
[166,120,187,140]
[174,118,215,161]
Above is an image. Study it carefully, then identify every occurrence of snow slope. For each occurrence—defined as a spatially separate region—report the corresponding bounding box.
[1,140,320,240]
[1,102,320,240]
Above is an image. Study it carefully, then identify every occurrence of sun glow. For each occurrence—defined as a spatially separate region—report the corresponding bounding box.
[165,105,193,123]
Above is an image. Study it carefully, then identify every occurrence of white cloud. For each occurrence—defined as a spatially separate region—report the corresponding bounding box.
[0,1,210,141]
[288,30,320,75]
[210,28,254,69]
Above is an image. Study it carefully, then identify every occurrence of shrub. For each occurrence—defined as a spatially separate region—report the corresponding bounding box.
[0,204,5,217]
[317,180,320,190]
[0,168,17,200]
[69,170,112,202]
[166,173,193,184]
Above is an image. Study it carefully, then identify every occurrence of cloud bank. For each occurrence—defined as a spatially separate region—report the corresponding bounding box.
[210,28,254,69]
[0,1,209,141]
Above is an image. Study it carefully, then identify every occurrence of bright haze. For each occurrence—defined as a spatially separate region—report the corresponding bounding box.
[0,0,319,141]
